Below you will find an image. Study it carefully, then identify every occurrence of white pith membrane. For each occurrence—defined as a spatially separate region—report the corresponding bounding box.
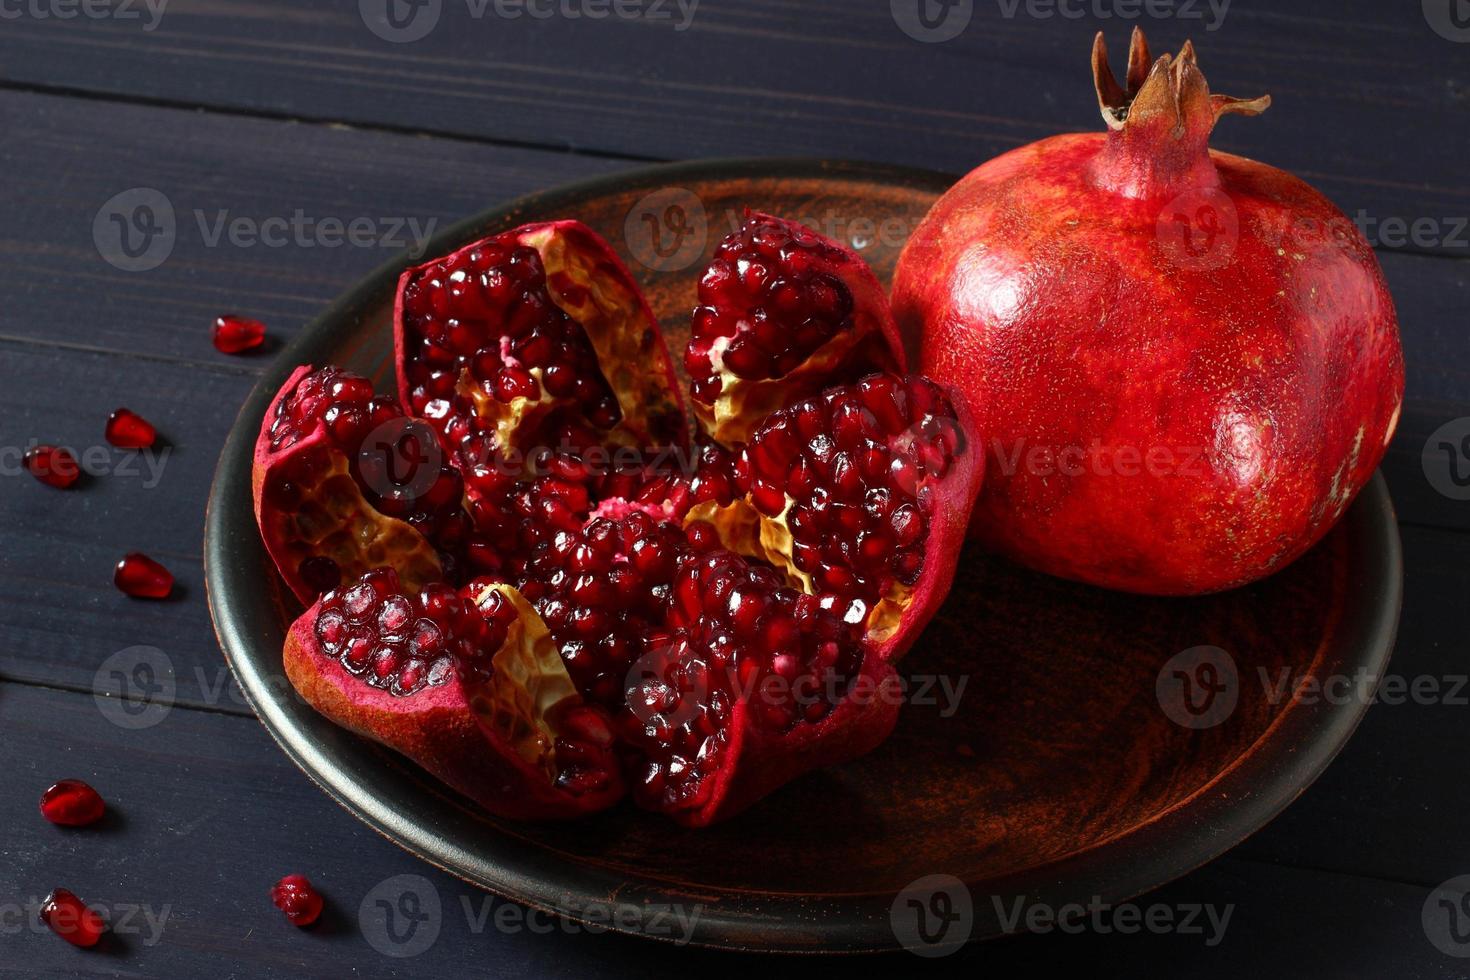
[683,497,909,647]
[695,315,884,447]
[271,449,442,595]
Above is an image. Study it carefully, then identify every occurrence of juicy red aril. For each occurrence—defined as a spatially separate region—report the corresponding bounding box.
[267,367,471,576]
[741,374,962,607]
[315,569,485,694]
[625,548,864,810]
[23,445,81,489]
[522,513,692,707]
[114,553,173,599]
[39,780,105,826]
[687,213,855,404]
[39,889,105,948]
[271,874,324,927]
[400,238,621,447]
[105,408,157,449]
[213,315,266,354]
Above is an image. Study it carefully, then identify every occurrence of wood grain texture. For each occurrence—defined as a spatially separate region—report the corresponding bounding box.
[1,1,1466,258]
[0,679,1456,977]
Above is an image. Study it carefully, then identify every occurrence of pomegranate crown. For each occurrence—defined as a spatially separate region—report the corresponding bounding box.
[1092,27,1270,136]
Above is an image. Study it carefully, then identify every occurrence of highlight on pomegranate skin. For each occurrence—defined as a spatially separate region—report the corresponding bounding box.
[39,779,106,827]
[39,888,106,948]
[23,445,81,489]
[114,552,174,599]
[270,874,325,927]
[892,28,1404,595]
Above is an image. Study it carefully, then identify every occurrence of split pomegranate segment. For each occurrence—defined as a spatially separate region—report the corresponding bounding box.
[24,445,81,489]
[685,211,905,445]
[39,779,106,826]
[285,567,624,819]
[271,875,324,927]
[105,408,157,449]
[253,364,470,604]
[114,552,174,599]
[395,221,686,481]
[213,314,267,354]
[39,888,105,948]
[264,216,984,825]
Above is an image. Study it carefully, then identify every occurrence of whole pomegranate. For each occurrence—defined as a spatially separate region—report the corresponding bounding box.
[892,28,1403,595]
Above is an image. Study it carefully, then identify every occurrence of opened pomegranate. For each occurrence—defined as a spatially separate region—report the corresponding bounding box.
[686,211,904,445]
[253,365,471,603]
[285,567,624,819]
[893,29,1403,595]
[264,219,981,825]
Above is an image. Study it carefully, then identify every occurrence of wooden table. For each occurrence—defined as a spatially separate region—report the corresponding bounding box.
[1,1,1465,974]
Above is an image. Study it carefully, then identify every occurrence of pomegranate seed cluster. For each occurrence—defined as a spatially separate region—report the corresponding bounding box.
[266,366,472,588]
[400,237,621,450]
[628,548,864,809]
[686,214,856,404]
[314,568,491,696]
[742,374,961,606]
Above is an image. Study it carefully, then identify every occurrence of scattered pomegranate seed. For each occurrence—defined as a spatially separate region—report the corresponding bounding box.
[39,780,105,827]
[23,445,81,489]
[270,874,324,927]
[39,889,105,948]
[104,408,157,449]
[113,553,174,599]
[213,315,267,354]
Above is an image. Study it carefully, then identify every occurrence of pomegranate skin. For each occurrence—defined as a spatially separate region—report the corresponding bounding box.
[893,32,1404,595]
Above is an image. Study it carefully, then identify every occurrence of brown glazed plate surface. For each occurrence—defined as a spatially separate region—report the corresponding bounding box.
[205,159,1403,954]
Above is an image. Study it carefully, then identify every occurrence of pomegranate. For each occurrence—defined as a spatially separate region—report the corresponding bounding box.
[252,365,470,604]
[685,211,905,445]
[105,408,157,449]
[263,220,981,825]
[285,568,625,819]
[892,29,1403,595]
[213,314,267,354]
[114,553,174,599]
[39,889,105,948]
[40,780,106,826]
[270,875,325,927]
[23,445,81,489]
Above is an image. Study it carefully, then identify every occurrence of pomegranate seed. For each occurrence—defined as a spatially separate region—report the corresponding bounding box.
[23,445,81,489]
[113,553,173,599]
[270,874,324,927]
[39,889,105,948]
[39,780,105,827]
[213,315,267,354]
[104,408,157,449]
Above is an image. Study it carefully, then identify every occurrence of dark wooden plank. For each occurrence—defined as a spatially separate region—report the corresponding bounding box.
[0,90,627,365]
[2,89,1466,413]
[0,679,1459,976]
[0,0,1465,254]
